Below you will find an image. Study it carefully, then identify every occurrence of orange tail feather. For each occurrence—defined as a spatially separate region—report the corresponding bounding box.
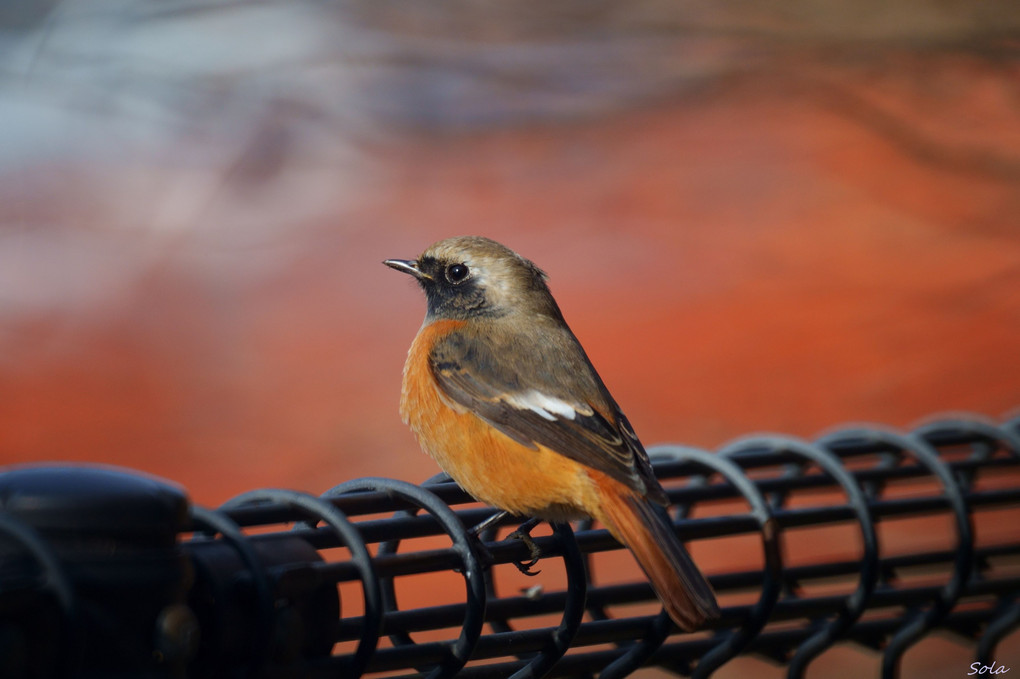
[594,477,720,631]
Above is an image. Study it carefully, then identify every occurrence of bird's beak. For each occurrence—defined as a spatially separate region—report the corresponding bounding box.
[384,258,431,281]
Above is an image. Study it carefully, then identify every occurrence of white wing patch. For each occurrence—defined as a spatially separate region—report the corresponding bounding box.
[506,390,592,421]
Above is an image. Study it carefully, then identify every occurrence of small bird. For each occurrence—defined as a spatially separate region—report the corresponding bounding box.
[385,236,719,631]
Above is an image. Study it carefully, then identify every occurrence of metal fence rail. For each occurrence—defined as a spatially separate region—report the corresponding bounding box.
[1,412,1019,678]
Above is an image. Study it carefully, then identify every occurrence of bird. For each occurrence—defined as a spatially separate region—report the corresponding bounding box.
[384,235,719,631]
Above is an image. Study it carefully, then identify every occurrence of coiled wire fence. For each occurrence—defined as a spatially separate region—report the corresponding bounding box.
[1,412,1019,678]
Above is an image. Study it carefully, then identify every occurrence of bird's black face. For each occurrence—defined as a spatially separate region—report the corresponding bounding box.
[416,255,494,320]
[384,255,493,320]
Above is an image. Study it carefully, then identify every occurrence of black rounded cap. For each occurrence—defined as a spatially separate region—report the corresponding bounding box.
[0,464,189,544]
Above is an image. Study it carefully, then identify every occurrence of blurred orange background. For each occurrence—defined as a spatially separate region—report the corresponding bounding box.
[1,2,1018,676]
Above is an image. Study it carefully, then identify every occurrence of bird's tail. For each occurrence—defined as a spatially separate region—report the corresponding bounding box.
[593,477,720,631]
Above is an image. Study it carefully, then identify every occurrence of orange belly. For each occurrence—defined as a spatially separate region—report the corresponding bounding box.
[399,320,600,520]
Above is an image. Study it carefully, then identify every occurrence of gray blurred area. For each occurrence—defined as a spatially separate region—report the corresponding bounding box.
[3,1,1017,307]
[3,0,1018,159]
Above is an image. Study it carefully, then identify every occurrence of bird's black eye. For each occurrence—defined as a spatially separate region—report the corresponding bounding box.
[445,263,470,284]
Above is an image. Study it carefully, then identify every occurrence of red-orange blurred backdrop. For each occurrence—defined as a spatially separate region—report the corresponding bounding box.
[1,3,1018,676]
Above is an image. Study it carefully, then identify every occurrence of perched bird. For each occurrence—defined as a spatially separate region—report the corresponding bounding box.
[385,236,719,630]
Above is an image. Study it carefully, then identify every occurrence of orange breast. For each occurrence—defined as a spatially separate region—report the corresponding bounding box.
[399,320,600,520]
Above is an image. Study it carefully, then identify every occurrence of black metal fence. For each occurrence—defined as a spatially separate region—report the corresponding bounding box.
[2,412,1019,678]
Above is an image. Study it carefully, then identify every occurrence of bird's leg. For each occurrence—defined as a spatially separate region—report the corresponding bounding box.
[470,509,511,537]
[469,511,544,576]
[467,510,510,570]
[507,517,543,576]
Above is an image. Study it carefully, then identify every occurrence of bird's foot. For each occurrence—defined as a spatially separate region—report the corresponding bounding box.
[469,512,544,575]
[507,517,543,576]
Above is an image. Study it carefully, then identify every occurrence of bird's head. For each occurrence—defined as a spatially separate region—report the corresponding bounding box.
[385,236,560,322]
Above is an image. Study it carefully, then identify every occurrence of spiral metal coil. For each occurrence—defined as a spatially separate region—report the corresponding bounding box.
[1,413,1019,678]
